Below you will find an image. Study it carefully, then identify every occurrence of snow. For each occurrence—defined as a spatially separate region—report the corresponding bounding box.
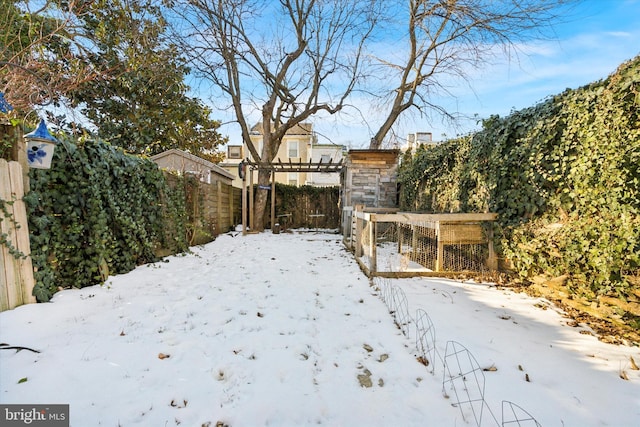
[1,230,639,427]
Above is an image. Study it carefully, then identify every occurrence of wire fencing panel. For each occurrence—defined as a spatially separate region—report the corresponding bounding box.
[351,211,497,277]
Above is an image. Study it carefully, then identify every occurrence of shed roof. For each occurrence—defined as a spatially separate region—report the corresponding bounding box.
[151,149,235,180]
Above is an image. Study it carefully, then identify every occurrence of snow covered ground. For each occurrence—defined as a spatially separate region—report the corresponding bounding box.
[1,231,639,426]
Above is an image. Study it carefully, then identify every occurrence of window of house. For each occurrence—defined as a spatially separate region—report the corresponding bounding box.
[228,145,242,159]
[320,154,331,163]
[288,173,298,186]
[288,141,299,158]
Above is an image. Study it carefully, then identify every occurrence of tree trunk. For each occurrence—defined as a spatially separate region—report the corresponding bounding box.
[253,168,271,231]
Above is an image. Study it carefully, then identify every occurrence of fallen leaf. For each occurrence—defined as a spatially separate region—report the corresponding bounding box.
[416,356,429,367]
[483,365,498,372]
[170,399,188,408]
[630,356,639,371]
[18,377,28,384]
[158,353,170,359]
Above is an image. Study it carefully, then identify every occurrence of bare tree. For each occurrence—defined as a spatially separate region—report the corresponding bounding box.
[169,0,379,230]
[368,0,570,149]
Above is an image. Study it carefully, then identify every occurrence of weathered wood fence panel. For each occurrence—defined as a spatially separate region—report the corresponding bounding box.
[0,159,35,311]
[262,186,341,229]
[165,172,242,245]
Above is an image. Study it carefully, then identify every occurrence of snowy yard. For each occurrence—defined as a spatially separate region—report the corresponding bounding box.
[1,231,639,426]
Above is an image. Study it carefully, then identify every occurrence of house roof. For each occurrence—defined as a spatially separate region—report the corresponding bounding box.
[151,149,235,180]
[250,121,313,136]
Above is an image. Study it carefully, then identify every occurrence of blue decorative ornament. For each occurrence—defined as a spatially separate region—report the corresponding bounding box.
[27,143,49,164]
[24,119,58,143]
[25,119,58,169]
[0,92,13,113]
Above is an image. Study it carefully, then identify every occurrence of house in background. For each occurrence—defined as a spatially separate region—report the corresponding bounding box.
[249,121,313,186]
[151,149,235,185]
[218,144,245,188]
[406,132,441,151]
[219,121,343,187]
[306,142,345,187]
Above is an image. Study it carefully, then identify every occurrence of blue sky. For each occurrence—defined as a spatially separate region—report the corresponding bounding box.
[392,0,640,144]
[457,2,638,121]
[218,0,640,149]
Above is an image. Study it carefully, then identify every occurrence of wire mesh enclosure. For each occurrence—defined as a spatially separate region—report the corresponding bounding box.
[345,207,497,277]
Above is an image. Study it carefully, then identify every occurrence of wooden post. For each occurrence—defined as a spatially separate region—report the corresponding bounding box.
[367,216,374,269]
[0,160,16,311]
[370,218,377,274]
[10,161,35,305]
[271,170,275,229]
[3,123,28,188]
[241,171,247,236]
[249,168,254,230]
[486,224,497,270]
[216,180,223,236]
[435,222,444,272]
[355,210,363,258]
[411,225,417,263]
[228,184,234,232]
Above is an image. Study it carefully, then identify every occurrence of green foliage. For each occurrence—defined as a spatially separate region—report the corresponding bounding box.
[65,0,227,159]
[0,198,26,260]
[398,55,640,299]
[26,135,188,302]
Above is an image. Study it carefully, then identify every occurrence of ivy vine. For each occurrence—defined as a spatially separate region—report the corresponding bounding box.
[26,136,188,302]
[399,55,640,299]
[0,198,27,259]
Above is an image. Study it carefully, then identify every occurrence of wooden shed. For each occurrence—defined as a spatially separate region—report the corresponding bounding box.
[341,149,399,209]
[151,149,234,185]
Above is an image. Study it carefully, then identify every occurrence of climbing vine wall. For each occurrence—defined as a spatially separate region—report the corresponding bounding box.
[399,55,640,315]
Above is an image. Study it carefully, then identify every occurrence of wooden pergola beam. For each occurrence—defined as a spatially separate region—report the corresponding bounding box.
[241,158,343,232]
[244,158,344,173]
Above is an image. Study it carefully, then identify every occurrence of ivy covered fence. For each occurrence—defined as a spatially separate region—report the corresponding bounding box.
[398,55,640,335]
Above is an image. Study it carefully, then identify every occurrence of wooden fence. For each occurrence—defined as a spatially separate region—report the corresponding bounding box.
[0,159,35,311]
[166,173,242,245]
[262,186,341,230]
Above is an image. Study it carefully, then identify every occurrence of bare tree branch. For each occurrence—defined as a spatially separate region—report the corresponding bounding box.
[368,0,572,148]
[168,0,380,230]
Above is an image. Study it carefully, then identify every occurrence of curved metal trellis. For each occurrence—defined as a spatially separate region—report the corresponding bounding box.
[391,286,412,337]
[374,279,541,427]
[502,401,542,427]
[415,308,439,375]
[442,340,499,427]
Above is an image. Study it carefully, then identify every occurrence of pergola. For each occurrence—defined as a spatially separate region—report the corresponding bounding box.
[240,157,344,234]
